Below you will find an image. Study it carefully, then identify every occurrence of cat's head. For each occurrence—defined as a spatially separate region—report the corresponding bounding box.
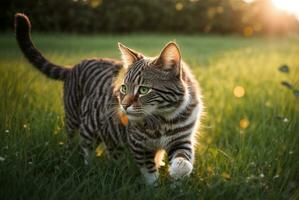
[115,42,187,122]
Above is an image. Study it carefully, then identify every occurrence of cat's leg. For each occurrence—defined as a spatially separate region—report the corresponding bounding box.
[79,125,95,165]
[138,152,159,185]
[81,138,94,165]
[65,118,79,149]
[133,150,159,185]
[167,140,194,180]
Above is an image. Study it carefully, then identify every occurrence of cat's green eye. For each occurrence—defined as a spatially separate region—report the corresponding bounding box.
[138,86,151,95]
[120,84,127,94]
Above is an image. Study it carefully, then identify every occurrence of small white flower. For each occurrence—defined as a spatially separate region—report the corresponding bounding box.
[260,173,265,178]
[289,151,294,155]
[5,129,9,133]
[283,118,289,123]
[0,156,5,162]
[28,161,33,165]
[273,174,279,179]
[246,175,255,182]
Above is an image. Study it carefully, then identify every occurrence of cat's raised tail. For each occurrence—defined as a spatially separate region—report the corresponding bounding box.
[15,13,70,81]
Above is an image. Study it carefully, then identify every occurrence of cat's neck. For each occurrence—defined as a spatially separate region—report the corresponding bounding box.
[163,85,191,121]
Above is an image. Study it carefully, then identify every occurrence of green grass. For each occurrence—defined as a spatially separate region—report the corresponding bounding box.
[0,33,299,200]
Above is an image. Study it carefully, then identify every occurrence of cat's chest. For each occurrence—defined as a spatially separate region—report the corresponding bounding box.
[134,124,180,148]
[141,122,174,136]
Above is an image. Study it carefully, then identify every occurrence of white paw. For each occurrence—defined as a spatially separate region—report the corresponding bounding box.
[141,168,159,185]
[169,157,193,180]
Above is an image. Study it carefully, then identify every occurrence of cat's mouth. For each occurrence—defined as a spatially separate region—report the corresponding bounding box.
[121,110,145,121]
[125,112,145,122]
[120,105,149,121]
[125,111,143,116]
[125,110,145,117]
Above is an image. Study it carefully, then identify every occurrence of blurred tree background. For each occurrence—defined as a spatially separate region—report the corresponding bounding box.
[1,0,299,35]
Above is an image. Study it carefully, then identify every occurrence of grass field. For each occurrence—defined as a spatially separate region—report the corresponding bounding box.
[0,33,299,200]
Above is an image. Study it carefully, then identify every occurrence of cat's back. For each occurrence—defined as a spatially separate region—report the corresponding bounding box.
[67,58,123,96]
[63,58,126,140]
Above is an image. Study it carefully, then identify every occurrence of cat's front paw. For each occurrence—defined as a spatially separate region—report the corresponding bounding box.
[169,157,193,180]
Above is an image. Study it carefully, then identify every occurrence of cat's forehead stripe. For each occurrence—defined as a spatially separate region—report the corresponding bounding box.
[125,60,146,84]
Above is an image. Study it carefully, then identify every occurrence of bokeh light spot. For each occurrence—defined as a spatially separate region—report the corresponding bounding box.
[240,118,250,129]
[233,86,245,98]
[96,144,105,157]
[90,0,102,8]
[176,3,184,11]
[221,172,231,180]
[243,26,253,37]
[216,6,224,14]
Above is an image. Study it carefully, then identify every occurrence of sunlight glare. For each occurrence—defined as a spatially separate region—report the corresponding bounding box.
[271,0,299,20]
[243,0,255,3]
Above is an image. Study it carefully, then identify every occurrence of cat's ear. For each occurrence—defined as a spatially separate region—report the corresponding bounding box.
[155,42,181,75]
[118,43,143,68]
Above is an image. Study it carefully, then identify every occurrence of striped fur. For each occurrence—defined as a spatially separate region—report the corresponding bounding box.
[15,14,70,80]
[15,13,203,185]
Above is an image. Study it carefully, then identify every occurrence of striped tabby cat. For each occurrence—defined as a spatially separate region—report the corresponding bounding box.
[15,13,203,185]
